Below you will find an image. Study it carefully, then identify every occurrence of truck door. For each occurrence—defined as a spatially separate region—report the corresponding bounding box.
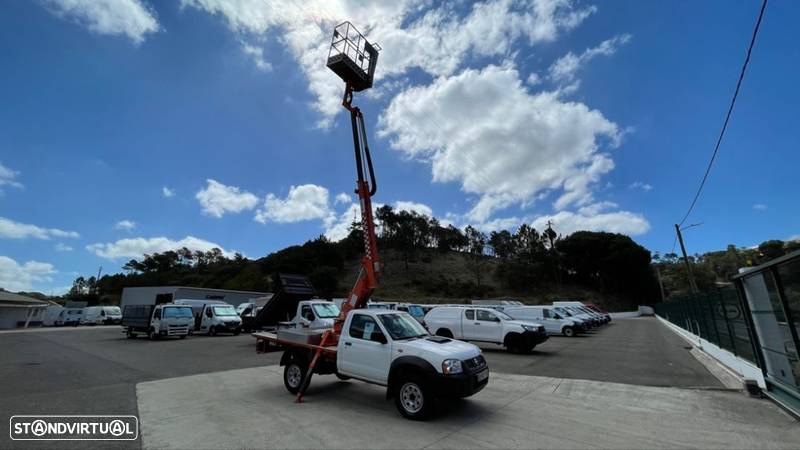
[338,313,391,384]
[152,307,162,332]
[461,309,478,339]
[201,306,213,331]
[540,309,559,334]
[475,309,503,343]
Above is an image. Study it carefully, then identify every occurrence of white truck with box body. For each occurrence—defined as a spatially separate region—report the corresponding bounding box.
[173,299,242,336]
[501,306,584,337]
[423,306,549,353]
[122,304,194,339]
[255,309,489,420]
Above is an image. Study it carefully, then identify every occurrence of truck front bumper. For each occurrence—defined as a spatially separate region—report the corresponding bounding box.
[432,362,489,398]
[521,330,549,347]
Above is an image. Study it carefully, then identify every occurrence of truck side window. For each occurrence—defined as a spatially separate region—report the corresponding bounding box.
[465,309,475,320]
[205,308,213,318]
[349,314,386,343]
[477,310,498,322]
[154,309,161,319]
[301,305,314,321]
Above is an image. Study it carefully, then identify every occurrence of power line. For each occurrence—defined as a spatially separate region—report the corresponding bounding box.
[677,0,768,227]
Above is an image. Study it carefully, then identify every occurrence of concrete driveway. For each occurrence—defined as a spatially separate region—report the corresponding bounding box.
[137,365,800,449]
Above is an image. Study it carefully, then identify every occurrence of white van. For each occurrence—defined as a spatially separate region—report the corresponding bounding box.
[57,308,83,326]
[173,299,242,335]
[502,306,583,337]
[81,306,123,325]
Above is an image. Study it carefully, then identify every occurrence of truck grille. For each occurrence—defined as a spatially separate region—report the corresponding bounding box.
[463,354,487,370]
[167,325,189,336]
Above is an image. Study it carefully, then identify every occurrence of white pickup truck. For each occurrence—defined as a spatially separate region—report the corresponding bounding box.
[424,306,549,353]
[256,309,489,420]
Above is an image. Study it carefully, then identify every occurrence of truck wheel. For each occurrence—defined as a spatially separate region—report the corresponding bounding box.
[209,326,217,336]
[148,329,157,340]
[563,326,576,337]
[504,334,530,354]
[179,335,187,339]
[335,372,350,381]
[126,328,136,339]
[233,328,241,336]
[435,329,453,338]
[283,361,307,395]
[394,376,433,420]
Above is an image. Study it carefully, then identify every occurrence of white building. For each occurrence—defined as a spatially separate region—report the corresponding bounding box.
[0,291,51,329]
[121,286,269,309]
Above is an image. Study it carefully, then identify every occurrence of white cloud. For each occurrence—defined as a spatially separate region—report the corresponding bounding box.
[196,179,259,218]
[87,235,235,260]
[55,243,74,252]
[162,186,175,198]
[379,64,621,222]
[241,42,272,71]
[394,201,433,217]
[181,0,596,126]
[531,202,650,236]
[324,202,361,241]
[42,0,159,44]
[114,219,137,231]
[629,181,653,191]
[752,203,767,211]
[0,217,80,240]
[334,192,351,205]
[549,33,631,84]
[255,184,334,224]
[526,72,541,86]
[0,162,23,190]
[0,256,57,292]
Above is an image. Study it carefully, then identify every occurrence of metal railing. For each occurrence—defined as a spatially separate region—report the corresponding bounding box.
[655,288,758,364]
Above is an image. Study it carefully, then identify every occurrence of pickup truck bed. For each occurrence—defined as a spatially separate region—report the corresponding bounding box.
[253,331,337,355]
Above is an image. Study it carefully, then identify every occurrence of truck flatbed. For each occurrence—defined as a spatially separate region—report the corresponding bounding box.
[252,331,337,355]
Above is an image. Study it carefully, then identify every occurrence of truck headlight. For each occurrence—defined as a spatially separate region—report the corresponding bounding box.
[521,325,538,332]
[442,359,463,375]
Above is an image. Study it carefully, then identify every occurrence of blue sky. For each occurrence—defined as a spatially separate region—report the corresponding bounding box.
[1,0,798,294]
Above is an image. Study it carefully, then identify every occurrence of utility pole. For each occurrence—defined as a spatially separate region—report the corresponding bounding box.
[655,265,667,302]
[675,224,699,295]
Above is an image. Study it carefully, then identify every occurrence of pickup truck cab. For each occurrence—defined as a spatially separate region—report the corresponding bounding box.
[292,300,340,329]
[424,306,548,353]
[278,309,488,420]
[501,306,584,337]
[122,304,194,339]
[174,299,242,335]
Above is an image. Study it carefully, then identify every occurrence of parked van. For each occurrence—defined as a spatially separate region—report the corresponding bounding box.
[122,303,194,339]
[424,306,548,353]
[173,299,242,335]
[502,306,584,337]
[395,304,432,323]
[81,306,123,325]
[57,308,84,326]
[553,301,611,324]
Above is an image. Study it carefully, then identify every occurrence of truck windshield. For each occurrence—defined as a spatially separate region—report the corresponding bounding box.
[312,303,340,319]
[163,307,193,318]
[104,307,121,315]
[378,313,428,340]
[555,307,573,317]
[213,306,237,316]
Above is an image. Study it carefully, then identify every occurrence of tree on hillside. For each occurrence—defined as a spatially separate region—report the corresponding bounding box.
[759,240,785,261]
[465,225,488,290]
[488,230,514,259]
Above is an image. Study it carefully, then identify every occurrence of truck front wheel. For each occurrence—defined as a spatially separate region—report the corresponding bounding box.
[394,376,433,420]
[284,361,307,395]
[563,326,576,337]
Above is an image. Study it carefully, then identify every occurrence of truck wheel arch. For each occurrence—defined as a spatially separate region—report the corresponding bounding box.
[280,348,309,367]
[386,356,437,400]
[435,328,453,338]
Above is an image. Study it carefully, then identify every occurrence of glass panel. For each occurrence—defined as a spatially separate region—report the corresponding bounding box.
[777,259,800,386]
[742,270,799,390]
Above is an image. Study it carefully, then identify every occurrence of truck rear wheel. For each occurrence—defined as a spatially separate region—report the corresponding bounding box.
[284,361,307,395]
[394,376,433,420]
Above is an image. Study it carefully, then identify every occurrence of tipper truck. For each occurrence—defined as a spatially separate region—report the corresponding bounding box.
[254,22,489,421]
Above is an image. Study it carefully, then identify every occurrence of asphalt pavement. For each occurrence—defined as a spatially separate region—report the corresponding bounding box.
[0,318,756,449]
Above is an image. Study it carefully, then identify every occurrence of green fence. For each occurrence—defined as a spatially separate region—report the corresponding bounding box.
[654,289,758,365]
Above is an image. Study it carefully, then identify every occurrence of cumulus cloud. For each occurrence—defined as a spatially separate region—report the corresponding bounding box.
[0,217,79,240]
[162,186,175,198]
[87,235,235,260]
[629,181,653,192]
[379,64,621,222]
[0,256,57,292]
[334,192,351,205]
[531,202,650,236]
[255,184,334,224]
[41,0,159,44]
[394,201,433,217]
[181,0,596,126]
[324,202,361,241]
[55,243,74,252]
[549,33,631,84]
[0,162,23,191]
[196,179,259,218]
[241,42,272,71]
[114,219,136,231]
